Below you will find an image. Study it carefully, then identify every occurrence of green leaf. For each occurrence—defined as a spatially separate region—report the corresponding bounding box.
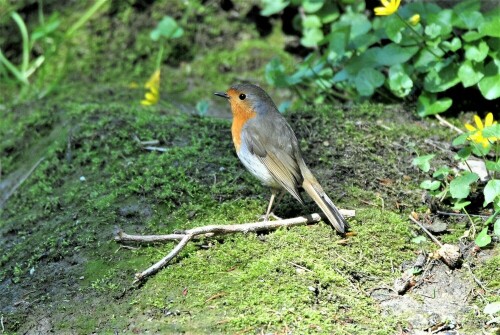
[425,23,442,39]
[479,16,500,38]
[452,133,469,146]
[420,180,441,191]
[424,62,460,93]
[150,16,184,41]
[465,41,489,62]
[417,93,452,116]
[384,15,405,43]
[478,60,500,100]
[414,49,439,72]
[454,11,484,30]
[483,124,500,139]
[427,9,453,36]
[462,31,484,42]
[458,60,485,88]
[411,236,427,244]
[412,154,435,172]
[485,159,500,172]
[300,28,324,47]
[388,64,413,98]
[452,199,471,210]
[450,172,479,199]
[260,0,289,16]
[433,166,452,179]
[494,218,500,237]
[339,12,371,40]
[316,2,339,23]
[377,44,419,66]
[354,68,384,96]
[455,146,472,161]
[264,58,301,87]
[441,37,462,52]
[475,227,491,247]
[327,26,349,63]
[302,0,324,13]
[484,180,500,206]
[302,15,322,29]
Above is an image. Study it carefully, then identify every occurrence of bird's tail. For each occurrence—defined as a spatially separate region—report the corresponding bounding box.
[302,177,348,234]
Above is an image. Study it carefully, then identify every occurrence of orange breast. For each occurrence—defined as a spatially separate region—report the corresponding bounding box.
[231,102,256,152]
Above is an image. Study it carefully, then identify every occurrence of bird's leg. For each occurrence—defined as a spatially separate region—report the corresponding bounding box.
[261,191,284,221]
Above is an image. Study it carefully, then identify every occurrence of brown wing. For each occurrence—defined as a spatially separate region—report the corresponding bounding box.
[242,114,304,204]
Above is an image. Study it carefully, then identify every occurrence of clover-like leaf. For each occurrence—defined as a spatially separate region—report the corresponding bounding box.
[417,92,452,116]
[478,60,500,100]
[150,16,184,41]
[302,0,324,13]
[420,180,441,191]
[450,172,479,199]
[458,60,485,87]
[260,0,289,16]
[412,154,435,173]
[475,227,491,247]
[484,180,500,207]
[388,64,413,97]
[354,68,384,96]
[300,28,324,48]
[465,41,489,62]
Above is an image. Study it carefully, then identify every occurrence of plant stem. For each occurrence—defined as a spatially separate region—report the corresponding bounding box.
[155,46,164,69]
[0,50,29,85]
[65,0,107,38]
[395,13,444,60]
[10,12,30,74]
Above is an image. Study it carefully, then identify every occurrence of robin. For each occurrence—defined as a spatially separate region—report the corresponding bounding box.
[214,84,348,234]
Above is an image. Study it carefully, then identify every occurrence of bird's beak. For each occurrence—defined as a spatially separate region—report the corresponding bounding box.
[214,92,229,99]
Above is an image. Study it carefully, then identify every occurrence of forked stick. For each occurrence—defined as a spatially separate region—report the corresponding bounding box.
[115,210,355,283]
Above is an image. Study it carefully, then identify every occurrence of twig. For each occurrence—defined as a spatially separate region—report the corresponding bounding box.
[288,261,313,273]
[0,157,44,208]
[436,210,489,219]
[143,146,169,152]
[408,214,443,247]
[116,210,355,283]
[464,263,488,292]
[434,114,464,135]
[1,314,4,333]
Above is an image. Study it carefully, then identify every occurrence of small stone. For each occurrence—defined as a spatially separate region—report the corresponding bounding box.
[437,244,462,268]
[79,176,86,181]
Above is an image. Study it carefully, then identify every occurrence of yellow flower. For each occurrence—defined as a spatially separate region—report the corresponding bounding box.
[141,69,160,106]
[409,14,420,25]
[464,112,498,147]
[374,0,401,16]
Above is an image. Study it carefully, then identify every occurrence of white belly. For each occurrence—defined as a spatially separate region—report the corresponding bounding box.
[237,143,280,189]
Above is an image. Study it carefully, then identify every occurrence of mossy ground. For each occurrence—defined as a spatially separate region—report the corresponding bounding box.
[1,1,498,334]
[1,96,497,334]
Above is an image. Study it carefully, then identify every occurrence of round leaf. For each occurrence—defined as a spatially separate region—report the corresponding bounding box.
[417,93,452,116]
[450,172,479,199]
[475,227,491,247]
[302,0,324,13]
[478,60,500,100]
[458,60,485,87]
[465,41,489,62]
[483,180,500,206]
[354,68,384,96]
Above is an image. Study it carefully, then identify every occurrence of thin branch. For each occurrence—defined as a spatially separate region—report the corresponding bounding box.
[116,210,355,283]
[408,214,443,247]
[0,157,45,208]
[435,114,464,135]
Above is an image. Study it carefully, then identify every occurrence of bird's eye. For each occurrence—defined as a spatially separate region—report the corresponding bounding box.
[239,93,246,100]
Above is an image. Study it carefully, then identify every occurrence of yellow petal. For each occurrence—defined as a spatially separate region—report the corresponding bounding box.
[474,115,484,130]
[464,123,477,132]
[374,7,390,15]
[141,99,153,106]
[484,112,493,127]
[381,0,390,6]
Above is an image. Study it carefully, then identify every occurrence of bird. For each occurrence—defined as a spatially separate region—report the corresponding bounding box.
[214,83,348,234]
